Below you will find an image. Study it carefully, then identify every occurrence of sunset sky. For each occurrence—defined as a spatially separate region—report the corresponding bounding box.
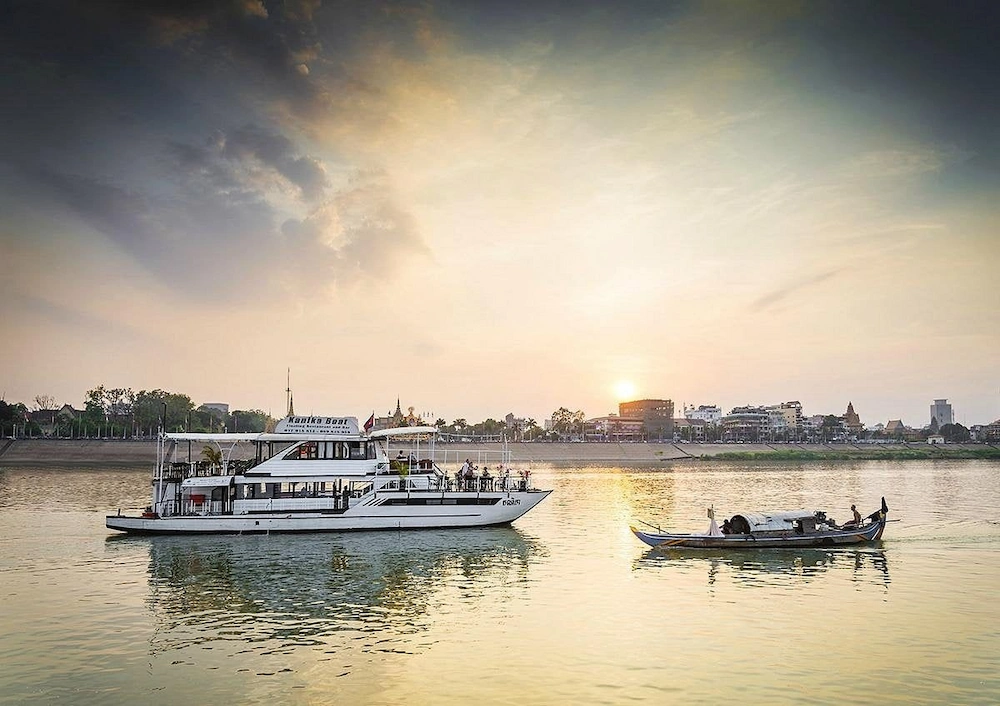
[1,0,998,427]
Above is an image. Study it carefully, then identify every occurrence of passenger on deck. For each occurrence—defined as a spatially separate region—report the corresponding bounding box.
[851,504,863,526]
[721,518,732,534]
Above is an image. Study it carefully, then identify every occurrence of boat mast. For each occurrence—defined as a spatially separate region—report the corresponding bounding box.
[155,403,164,513]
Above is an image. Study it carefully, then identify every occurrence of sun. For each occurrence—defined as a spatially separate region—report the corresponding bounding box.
[613,380,637,401]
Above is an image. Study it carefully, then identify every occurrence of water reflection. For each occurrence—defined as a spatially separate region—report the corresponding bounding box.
[111,528,542,657]
[635,547,890,589]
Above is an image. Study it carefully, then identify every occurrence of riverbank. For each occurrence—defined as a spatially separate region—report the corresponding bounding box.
[1,438,997,466]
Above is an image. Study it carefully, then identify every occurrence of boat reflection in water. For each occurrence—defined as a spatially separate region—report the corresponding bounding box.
[635,547,890,589]
[118,528,541,656]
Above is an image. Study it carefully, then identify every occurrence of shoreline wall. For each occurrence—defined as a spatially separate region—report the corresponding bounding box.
[0,439,992,467]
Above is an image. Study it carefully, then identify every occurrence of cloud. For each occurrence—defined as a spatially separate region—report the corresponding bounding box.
[750,268,845,313]
[222,125,329,201]
[281,171,430,290]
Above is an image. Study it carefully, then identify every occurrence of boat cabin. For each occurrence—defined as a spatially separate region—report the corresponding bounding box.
[724,510,837,537]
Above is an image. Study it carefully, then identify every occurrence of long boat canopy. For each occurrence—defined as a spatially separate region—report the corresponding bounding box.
[730,510,818,533]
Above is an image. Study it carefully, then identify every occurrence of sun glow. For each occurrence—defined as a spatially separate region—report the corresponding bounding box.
[613,380,637,401]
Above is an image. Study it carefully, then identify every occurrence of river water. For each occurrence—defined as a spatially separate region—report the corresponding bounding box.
[1,460,998,705]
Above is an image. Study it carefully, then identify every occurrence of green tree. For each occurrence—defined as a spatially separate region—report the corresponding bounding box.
[939,423,970,443]
[228,409,271,433]
[0,400,29,437]
[551,407,585,437]
[202,445,222,466]
[821,415,843,441]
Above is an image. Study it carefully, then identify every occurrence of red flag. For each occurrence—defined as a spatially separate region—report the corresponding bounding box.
[363,413,375,432]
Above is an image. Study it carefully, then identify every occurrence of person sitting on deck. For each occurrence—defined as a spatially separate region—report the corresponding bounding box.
[841,504,863,528]
[721,518,733,534]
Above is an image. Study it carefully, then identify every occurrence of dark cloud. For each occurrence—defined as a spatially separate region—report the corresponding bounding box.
[777,1,1000,166]
[750,269,844,313]
[21,161,280,297]
[223,126,328,200]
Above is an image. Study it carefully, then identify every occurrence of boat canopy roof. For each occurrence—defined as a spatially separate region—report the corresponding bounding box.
[731,510,818,533]
[162,421,439,443]
[181,475,235,488]
[163,431,365,442]
[164,432,262,442]
[367,426,439,439]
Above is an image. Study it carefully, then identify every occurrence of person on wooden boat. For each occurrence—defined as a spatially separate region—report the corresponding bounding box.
[706,507,723,537]
[852,505,862,526]
[721,518,733,534]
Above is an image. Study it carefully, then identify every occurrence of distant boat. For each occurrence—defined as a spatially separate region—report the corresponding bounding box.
[631,498,889,549]
[106,415,551,535]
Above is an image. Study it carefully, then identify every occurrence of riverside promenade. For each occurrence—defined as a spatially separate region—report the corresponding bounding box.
[0,439,994,466]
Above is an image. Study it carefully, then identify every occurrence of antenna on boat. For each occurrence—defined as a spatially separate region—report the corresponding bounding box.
[285,368,295,417]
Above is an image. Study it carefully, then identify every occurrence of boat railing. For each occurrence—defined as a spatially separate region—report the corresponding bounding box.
[163,458,259,481]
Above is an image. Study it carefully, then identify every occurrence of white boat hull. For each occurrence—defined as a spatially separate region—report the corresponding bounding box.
[107,490,552,534]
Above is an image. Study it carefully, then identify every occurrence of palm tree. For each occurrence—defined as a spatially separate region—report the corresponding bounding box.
[202,445,222,467]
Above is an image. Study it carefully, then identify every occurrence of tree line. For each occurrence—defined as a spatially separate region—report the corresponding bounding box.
[0,387,272,439]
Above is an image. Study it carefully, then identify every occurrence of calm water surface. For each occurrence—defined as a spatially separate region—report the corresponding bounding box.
[1,461,998,705]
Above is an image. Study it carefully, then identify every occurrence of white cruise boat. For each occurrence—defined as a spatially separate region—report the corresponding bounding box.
[106,415,551,534]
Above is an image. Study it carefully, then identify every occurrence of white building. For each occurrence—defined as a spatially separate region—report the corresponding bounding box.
[930,399,954,427]
[684,404,722,424]
[200,402,229,418]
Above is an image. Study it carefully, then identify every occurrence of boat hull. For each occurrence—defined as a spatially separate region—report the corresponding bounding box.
[630,518,886,549]
[107,490,552,535]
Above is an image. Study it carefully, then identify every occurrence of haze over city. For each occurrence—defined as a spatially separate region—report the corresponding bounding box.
[1,1,998,426]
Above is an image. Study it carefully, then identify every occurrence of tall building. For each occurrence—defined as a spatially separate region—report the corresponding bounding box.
[619,399,674,439]
[684,404,722,424]
[721,406,770,442]
[765,401,803,438]
[930,399,954,428]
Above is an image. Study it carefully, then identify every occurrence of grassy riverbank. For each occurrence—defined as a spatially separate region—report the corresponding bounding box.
[1,439,997,466]
[705,446,1000,461]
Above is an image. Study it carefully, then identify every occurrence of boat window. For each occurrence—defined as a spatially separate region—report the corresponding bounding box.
[350,442,366,460]
[284,442,319,460]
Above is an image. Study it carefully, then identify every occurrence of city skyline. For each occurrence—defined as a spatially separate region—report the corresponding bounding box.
[3,384,988,432]
[2,1,998,426]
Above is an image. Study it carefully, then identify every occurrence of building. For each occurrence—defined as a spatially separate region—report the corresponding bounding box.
[683,404,722,424]
[884,420,908,439]
[721,406,770,442]
[930,399,954,428]
[765,401,803,440]
[619,399,674,440]
[28,404,79,437]
[584,414,645,442]
[843,402,863,436]
[373,399,425,431]
[674,417,708,441]
[200,403,230,418]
